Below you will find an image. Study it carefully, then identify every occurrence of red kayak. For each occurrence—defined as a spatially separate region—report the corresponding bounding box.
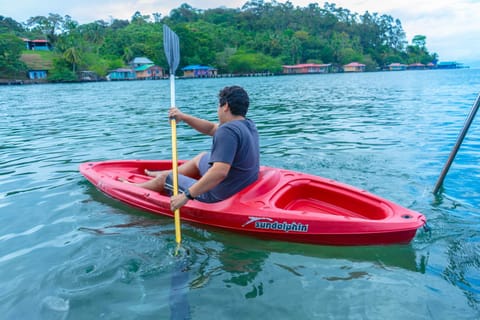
[80,160,426,246]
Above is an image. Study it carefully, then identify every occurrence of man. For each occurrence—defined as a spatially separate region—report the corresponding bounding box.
[136,85,259,212]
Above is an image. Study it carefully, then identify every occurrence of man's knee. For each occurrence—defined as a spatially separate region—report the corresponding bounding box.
[194,152,208,165]
[154,173,168,188]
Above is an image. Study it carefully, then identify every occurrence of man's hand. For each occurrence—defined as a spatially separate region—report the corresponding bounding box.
[170,193,189,211]
[169,107,185,122]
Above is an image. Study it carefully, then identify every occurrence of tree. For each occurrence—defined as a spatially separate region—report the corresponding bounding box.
[63,47,81,72]
[131,11,150,24]
[79,20,108,54]
[48,57,77,82]
[0,3,439,81]
[412,35,426,49]
[0,34,27,78]
[228,51,281,73]
[407,35,436,64]
[26,14,65,44]
[0,16,25,35]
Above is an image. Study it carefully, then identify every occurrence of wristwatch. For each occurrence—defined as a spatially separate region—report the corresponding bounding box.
[184,188,195,200]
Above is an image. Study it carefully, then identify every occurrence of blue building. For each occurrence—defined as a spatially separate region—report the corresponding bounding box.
[181,65,217,78]
[437,61,468,69]
[107,68,136,81]
[23,39,52,51]
[28,70,48,79]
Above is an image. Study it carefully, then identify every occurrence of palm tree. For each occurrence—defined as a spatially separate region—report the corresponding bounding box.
[64,47,81,73]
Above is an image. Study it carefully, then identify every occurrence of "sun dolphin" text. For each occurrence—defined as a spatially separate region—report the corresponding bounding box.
[242,217,309,233]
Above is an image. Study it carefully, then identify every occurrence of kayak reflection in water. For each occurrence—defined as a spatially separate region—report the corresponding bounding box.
[127,85,260,212]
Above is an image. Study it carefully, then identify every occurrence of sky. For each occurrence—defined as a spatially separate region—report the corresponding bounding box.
[2,0,479,65]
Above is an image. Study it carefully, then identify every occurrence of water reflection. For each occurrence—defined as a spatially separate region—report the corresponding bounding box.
[444,239,480,308]
[84,181,427,289]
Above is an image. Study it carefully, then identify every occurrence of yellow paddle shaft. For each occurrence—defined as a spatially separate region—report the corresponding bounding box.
[170,118,181,244]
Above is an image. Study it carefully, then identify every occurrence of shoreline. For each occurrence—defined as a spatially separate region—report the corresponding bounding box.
[0,67,474,86]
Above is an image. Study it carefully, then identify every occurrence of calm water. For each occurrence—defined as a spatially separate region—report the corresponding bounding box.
[1,69,479,319]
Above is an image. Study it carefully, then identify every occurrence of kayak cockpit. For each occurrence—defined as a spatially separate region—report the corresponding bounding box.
[269,176,391,220]
[238,167,391,220]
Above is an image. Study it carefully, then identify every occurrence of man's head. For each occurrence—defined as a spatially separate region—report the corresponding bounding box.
[218,86,250,117]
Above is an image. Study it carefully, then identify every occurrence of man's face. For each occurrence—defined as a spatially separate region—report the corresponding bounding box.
[218,101,228,124]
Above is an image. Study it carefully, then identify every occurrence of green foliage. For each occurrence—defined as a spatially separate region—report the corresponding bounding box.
[48,57,77,81]
[412,35,426,48]
[0,16,25,35]
[228,51,282,73]
[81,52,111,76]
[0,33,27,78]
[1,3,440,81]
[406,34,435,64]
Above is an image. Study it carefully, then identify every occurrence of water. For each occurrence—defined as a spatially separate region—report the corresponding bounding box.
[1,69,479,319]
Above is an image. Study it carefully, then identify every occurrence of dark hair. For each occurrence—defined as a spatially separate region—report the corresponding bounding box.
[218,86,250,117]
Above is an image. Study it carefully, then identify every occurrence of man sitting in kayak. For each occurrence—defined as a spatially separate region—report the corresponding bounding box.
[133,85,260,212]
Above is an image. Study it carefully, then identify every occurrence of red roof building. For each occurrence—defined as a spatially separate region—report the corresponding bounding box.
[343,62,366,72]
[407,63,426,70]
[388,63,407,71]
[282,63,331,74]
[22,38,52,51]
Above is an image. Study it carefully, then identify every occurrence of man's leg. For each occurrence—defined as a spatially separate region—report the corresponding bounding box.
[145,152,206,177]
[134,152,207,192]
[177,152,206,178]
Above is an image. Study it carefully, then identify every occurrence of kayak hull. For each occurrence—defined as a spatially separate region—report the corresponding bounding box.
[80,160,426,246]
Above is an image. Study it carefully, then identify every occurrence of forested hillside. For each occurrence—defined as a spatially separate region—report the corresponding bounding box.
[0,1,437,80]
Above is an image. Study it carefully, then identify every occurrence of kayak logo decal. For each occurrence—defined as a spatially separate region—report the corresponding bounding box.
[243,217,309,233]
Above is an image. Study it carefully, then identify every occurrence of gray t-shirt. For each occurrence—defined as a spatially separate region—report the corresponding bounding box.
[208,118,260,201]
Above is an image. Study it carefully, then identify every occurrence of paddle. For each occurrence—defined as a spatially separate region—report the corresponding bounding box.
[163,24,182,245]
[433,92,480,194]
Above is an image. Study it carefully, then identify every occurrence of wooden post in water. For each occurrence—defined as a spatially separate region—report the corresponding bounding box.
[433,92,480,194]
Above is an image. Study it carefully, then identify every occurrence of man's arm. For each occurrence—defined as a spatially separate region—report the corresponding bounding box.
[169,162,230,211]
[170,108,218,136]
[189,162,230,197]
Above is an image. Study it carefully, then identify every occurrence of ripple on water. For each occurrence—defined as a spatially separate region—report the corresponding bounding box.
[0,71,479,318]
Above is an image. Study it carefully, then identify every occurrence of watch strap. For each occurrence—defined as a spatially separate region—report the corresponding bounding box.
[184,188,195,200]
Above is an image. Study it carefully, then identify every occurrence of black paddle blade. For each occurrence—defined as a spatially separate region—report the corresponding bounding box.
[163,24,180,74]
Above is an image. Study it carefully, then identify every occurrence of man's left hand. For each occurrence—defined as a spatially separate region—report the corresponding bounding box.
[170,193,189,211]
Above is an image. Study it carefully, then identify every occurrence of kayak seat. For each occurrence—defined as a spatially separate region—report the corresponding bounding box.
[239,168,282,203]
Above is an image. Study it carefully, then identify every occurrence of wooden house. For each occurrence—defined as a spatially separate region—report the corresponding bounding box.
[282,63,331,74]
[130,57,154,68]
[407,63,425,70]
[388,63,407,71]
[134,65,163,80]
[343,62,366,72]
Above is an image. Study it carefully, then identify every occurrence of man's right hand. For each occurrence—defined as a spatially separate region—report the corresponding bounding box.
[169,107,185,122]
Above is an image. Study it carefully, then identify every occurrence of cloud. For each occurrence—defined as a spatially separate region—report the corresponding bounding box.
[327,0,480,60]
[389,1,480,60]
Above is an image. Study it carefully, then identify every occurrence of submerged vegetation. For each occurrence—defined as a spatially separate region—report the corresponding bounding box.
[0,1,438,80]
